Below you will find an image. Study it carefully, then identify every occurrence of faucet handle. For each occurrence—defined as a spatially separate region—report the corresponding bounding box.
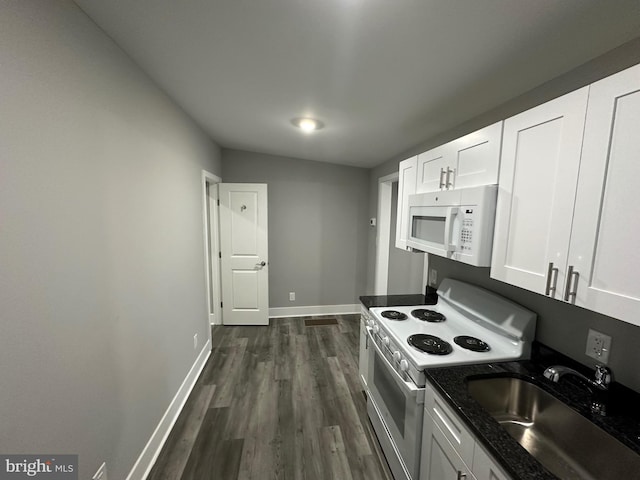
[543,366,561,382]
[594,365,612,388]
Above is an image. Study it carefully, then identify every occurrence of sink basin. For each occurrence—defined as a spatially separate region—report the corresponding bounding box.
[467,376,640,479]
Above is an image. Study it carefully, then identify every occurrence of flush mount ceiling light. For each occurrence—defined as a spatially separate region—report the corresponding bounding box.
[291,117,324,133]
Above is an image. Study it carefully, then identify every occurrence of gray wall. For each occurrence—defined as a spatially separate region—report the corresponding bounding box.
[428,256,640,393]
[222,149,369,308]
[0,1,221,478]
[366,37,640,392]
[387,182,424,295]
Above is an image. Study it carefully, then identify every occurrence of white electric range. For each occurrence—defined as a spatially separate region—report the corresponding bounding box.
[365,278,537,480]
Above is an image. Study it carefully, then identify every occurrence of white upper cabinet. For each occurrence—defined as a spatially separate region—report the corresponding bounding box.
[416,122,503,193]
[492,62,640,326]
[491,88,589,296]
[395,155,417,250]
[452,121,504,189]
[568,64,640,325]
[417,144,450,192]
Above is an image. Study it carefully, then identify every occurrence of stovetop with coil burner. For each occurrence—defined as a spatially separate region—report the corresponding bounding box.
[372,304,513,366]
[367,279,537,386]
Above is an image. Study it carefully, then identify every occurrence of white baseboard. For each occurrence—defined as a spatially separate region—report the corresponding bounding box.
[126,339,212,480]
[269,304,360,318]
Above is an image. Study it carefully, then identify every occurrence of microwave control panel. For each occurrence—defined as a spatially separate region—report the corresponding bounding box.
[459,209,474,252]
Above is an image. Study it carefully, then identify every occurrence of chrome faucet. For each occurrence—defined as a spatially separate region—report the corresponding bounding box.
[543,364,612,416]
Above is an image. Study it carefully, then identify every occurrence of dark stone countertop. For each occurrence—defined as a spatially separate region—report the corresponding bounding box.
[359,294,427,309]
[425,356,640,480]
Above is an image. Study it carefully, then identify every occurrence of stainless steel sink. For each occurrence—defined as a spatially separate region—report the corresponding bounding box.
[467,376,640,479]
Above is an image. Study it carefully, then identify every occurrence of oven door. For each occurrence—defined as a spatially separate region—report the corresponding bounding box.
[367,328,424,480]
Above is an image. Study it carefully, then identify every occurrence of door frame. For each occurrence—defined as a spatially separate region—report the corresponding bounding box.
[374,172,399,295]
[375,171,431,295]
[202,170,223,328]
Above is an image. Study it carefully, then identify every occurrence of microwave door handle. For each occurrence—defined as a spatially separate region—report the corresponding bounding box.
[443,207,459,253]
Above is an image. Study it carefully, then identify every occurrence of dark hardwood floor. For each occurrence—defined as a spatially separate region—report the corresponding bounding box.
[147,314,393,480]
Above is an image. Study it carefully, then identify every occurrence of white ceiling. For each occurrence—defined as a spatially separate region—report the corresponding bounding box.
[74,0,640,168]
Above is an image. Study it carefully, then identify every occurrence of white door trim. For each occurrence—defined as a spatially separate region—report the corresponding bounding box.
[374,172,399,295]
[202,170,222,327]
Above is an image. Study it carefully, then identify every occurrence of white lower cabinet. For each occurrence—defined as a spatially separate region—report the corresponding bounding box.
[422,419,476,480]
[421,382,511,480]
[473,443,510,480]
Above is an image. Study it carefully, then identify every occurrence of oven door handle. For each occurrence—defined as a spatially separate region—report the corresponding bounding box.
[367,328,424,402]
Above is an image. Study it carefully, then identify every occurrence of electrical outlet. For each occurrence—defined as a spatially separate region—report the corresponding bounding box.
[289,292,295,302]
[193,333,198,350]
[429,269,437,286]
[93,462,107,480]
[586,329,612,364]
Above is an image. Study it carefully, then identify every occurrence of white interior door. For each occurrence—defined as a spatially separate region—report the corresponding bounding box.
[219,183,269,325]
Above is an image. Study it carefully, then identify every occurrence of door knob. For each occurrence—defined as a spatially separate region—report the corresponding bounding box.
[256,261,267,268]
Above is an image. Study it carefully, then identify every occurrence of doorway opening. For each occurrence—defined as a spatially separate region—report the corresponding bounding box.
[374,173,397,294]
[374,172,427,296]
[202,171,222,326]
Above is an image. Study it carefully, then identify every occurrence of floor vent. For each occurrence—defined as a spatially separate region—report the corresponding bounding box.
[304,318,338,327]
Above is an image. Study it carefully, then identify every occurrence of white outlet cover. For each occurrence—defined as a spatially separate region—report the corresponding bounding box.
[585,328,612,364]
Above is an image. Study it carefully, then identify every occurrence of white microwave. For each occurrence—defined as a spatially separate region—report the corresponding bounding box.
[407,185,497,266]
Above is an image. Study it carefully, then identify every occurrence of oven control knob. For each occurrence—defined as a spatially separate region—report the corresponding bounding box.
[393,351,401,362]
[372,324,379,334]
[383,336,390,347]
[399,359,409,372]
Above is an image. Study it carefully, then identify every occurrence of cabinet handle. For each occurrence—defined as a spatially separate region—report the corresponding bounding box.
[446,167,455,189]
[563,265,579,303]
[456,471,467,480]
[439,168,446,189]
[545,262,559,296]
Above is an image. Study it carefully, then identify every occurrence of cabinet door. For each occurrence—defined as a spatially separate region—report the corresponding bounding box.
[473,443,512,480]
[568,64,640,325]
[421,413,475,480]
[452,121,503,189]
[416,145,449,193]
[491,88,589,295]
[425,382,475,467]
[358,307,370,390]
[396,156,417,250]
